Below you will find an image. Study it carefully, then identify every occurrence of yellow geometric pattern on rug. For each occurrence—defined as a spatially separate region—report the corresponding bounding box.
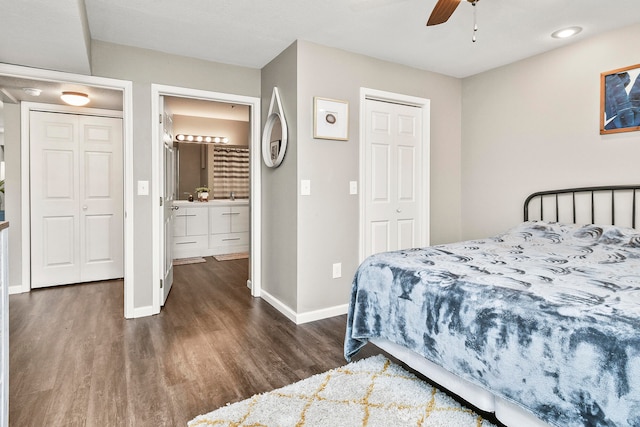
[188,355,497,427]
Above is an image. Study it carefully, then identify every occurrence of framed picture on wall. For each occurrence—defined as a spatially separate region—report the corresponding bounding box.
[313,97,349,140]
[600,63,640,135]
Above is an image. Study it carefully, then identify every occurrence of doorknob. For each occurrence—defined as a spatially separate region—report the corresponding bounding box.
[396,208,402,213]
[82,205,88,211]
[171,206,180,211]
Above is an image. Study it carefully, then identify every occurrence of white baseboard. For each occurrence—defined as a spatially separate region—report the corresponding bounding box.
[260,290,297,323]
[8,285,26,295]
[259,290,348,325]
[130,305,157,319]
[296,304,348,324]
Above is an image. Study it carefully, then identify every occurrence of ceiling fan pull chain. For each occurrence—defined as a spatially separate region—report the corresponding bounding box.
[472,0,478,42]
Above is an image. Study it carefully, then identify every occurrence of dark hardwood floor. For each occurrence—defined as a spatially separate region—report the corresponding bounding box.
[9,257,379,426]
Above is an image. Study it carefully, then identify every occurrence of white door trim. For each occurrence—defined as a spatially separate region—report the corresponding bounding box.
[359,87,431,262]
[0,63,136,318]
[150,84,261,314]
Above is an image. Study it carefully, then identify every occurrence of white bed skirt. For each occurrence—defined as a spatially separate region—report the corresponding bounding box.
[370,338,551,427]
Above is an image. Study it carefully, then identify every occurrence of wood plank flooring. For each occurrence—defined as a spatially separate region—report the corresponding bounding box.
[9,257,379,426]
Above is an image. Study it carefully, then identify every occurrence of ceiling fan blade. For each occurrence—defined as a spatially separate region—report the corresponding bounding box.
[426,0,461,26]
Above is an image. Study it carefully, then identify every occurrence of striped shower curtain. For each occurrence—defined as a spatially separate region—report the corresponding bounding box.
[210,146,250,199]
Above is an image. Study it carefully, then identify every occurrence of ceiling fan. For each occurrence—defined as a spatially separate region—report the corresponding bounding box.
[426,0,478,26]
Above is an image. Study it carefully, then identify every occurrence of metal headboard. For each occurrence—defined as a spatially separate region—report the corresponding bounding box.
[524,185,640,228]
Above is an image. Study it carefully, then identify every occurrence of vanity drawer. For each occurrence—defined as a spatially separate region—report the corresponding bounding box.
[173,235,208,259]
[209,232,249,248]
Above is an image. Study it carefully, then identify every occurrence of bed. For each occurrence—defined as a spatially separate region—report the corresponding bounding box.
[345,185,640,427]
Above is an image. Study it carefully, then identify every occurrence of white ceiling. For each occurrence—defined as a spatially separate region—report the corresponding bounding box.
[1,0,640,110]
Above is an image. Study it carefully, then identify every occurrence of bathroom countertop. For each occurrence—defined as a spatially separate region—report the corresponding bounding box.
[173,199,248,207]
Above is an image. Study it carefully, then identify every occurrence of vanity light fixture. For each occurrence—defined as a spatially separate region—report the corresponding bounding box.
[60,91,90,106]
[551,26,582,39]
[176,134,229,144]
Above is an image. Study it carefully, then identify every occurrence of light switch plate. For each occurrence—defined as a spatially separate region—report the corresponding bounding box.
[137,180,149,196]
[332,262,342,279]
[349,181,358,195]
[301,180,311,196]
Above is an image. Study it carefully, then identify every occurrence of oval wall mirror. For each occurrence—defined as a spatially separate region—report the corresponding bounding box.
[262,87,288,168]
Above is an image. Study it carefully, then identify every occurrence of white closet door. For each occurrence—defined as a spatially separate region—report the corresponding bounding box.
[30,111,123,288]
[79,116,124,282]
[364,99,423,256]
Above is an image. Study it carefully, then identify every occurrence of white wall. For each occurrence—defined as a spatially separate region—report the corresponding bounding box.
[461,23,640,240]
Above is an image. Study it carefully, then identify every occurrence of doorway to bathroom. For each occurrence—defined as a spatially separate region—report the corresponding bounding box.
[150,84,261,313]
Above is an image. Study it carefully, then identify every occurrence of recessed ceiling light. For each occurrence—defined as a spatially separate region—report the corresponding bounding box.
[60,91,90,106]
[551,26,582,39]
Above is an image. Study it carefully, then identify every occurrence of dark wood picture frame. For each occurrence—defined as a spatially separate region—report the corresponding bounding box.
[600,63,640,135]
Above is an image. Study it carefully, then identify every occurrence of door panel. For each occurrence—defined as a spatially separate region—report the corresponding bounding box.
[397,145,416,201]
[397,219,416,249]
[370,221,390,255]
[161,96,176,306]
[80,116,123,283]
[31,113,80,287]
[43,216,75,267]
[85,214,116,263]
[364,99,423,256]
[371,143,390,203]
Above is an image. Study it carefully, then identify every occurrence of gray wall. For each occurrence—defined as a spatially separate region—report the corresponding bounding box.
[262,40,462,315]
[461,23,640,240]
[90,41,261,309]
[260,42,299,310]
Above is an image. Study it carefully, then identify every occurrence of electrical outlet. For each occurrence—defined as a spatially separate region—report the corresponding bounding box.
[332,262,342,279]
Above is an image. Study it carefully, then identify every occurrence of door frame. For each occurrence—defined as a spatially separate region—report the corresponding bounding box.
[358,87,431,262]
[0,63,136,318]
[150,84,261,313]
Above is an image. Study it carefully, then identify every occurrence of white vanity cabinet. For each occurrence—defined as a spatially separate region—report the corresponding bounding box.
[172,200,249,259]
[209,204,249,255]
[173,205,209,258]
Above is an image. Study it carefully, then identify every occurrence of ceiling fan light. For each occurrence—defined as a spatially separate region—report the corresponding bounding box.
[551,26,582,39]
[60,91,90,106]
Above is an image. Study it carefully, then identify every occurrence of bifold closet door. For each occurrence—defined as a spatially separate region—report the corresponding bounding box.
[30,111,124,288]
[364,98,423,257]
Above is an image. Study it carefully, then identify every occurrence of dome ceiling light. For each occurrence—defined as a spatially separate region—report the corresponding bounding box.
[60,91,90,106]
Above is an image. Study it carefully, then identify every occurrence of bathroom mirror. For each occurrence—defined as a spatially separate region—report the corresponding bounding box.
[262,87,288,168]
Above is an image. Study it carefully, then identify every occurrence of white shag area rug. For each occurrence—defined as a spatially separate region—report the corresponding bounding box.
[188,355,498,427]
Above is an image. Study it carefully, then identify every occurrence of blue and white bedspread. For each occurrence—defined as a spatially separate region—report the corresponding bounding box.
[345,221,640,427]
